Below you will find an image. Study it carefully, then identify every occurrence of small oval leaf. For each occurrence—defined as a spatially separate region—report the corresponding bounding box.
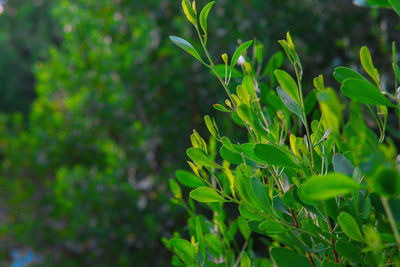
[337,212,364,242]
[341,78,395,107]
[259,220,288,234]
[175,170,206,189]
[190,187,226,202]
[231,41,253,67]
[169,36,206,65]
[270,247,313,267]
[187,147,221,168]
[274,69,300,104]
[199,1,215,40]
[299,173,361,203]
[254,144,298,169]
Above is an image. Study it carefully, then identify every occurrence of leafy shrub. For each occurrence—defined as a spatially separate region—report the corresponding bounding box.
[167,1,400,266]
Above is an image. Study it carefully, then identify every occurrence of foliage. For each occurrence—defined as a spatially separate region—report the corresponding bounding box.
[167,1,400,266]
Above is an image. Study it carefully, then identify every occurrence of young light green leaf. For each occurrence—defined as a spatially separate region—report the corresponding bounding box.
[240,252,251,267]
[341,78,395,107]
[333,67,367,84]
[338,212,364,242]
[169,179,182,199]
[169,36,206,65]
[190,187,226,202]
[360,46,380,84]
[213,103,231,112]
[270,247,313,267]
[175,170,206,189]
[254,144,298,169]
[187,147,221,168]
[274,69,300,104]
[299,173,361,203]
[236,104,253,125]
[242,75,256,100]
[231,40,253,67]
[182,0,197,26]
[317,88,342,135]
[204,115,217,137]
[199,1,215,43]
[170,238,196,265]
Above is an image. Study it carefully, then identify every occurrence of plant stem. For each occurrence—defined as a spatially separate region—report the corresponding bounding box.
[381,197,400,252]
[233,240,249,267]
[324,203,339,263]
[194,26,258,143]
[294,66,315,172]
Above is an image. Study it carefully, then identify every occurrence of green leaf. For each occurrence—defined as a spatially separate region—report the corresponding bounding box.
[237,217,252,240]
[262,51,284,78]
[337,212,364,242]
[254,144,298,169]
[277,86,305,124]
[199,1,215,43]
[274,69,300,104]
[371,168,400,197]
[240,252,251,267]
[341,78,395,107]
[360,46,379,84]
[196,217,205,257]
[205,233,223,256]
[169,179,182,199]
[259,220,288,234]
[333,67,367,84]
[213,64,243,79]
[187,147,221,168]
[270,247,313,267]
[231,40,253,67]
[213,103,231,112]
[181,0,197,26]
[204,115,217,137]
[170,238,196,265]
[299,173,361,203]
[250,177,271,213]
[389,0,400,16]
[316,88,342,135]
[220,145,243,165]
[242,76,256,100]
[335,239,362,263]
[169,36,206,65]
[236,104,253,125]
[175,170,206,189]
[321,258,345,267]
[332,154,354,176]
[190,187,226,202]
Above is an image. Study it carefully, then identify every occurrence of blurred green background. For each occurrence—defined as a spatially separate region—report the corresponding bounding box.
[0,0,398,265]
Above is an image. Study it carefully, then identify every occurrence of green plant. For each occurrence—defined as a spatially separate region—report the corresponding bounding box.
[167,1,400,266]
